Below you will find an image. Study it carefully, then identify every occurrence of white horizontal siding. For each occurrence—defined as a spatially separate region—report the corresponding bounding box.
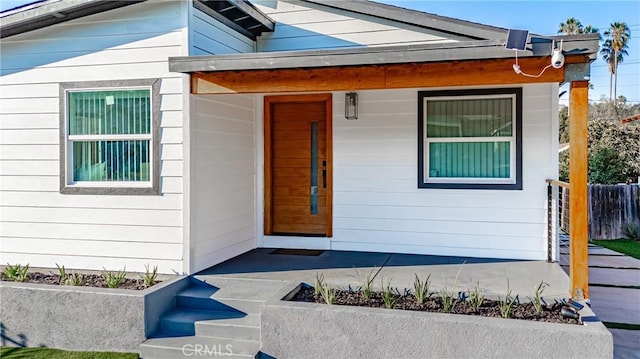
[325,85,556,260]
[189,94,257,273]
[0,222,182,243]
[0,1,189,274]
[189,7,255,55]
[257,84,557,260]
[253,0,470,51]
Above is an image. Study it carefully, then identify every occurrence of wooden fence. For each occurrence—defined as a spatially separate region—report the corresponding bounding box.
[559,184,640,239]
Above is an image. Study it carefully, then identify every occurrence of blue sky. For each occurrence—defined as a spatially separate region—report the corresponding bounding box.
[379,1,640,106]
[2,0,638,105]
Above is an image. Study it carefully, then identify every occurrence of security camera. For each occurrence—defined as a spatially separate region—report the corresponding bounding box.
[551,49,565,69]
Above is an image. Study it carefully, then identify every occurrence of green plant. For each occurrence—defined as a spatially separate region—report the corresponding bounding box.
[413,273,431,304]
[589,146,627,184]
[64,272,85,286]
[55,263,67,285]
[497,280,517,318]
[468,281,485,312]
[354,267,376,301]
[381,277,399,309]
[527,281,549,314]
[318,282,336,305]
[438,263,464,313]
[623,223,640,241]
[139,264,158,288]
[3,263,29,282]
[102,267,127,288]
[314,273,325,297]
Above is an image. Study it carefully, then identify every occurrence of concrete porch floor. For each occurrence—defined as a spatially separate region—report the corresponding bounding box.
[197,248,571,300]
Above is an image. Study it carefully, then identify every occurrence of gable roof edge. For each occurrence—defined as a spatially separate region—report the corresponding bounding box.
[300,0,508,41]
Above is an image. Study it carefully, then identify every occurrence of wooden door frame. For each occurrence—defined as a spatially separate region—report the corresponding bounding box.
[264,93,333,237]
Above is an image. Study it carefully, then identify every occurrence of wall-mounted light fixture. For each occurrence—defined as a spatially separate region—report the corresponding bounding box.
[345,92,358,120]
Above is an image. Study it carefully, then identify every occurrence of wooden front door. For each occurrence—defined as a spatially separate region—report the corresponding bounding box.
[264,94,332,237]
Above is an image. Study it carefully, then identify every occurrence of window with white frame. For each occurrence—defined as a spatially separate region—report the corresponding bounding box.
[60,79,160,195]
[418,88,522,190]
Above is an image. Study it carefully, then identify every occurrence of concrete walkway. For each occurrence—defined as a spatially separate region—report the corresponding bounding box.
[560,239,640,359]
[199,248,571,299]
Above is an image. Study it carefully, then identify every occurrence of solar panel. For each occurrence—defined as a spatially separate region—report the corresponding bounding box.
[505,29,529,51]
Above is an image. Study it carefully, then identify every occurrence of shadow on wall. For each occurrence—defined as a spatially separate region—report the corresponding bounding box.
[257,24,364,52]
[0,2,183,77]
[1,322,29,348]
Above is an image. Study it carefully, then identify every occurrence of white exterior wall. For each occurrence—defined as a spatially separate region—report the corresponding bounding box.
[186,6,257,273]
[253,0,472,51]
[189,95,257,273]
[258,84,558,260]
[189,7,256,55]
[0,1,190,273]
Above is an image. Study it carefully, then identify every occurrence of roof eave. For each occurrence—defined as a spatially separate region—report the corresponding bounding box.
[169,36,599,74]
[0,0,146,39]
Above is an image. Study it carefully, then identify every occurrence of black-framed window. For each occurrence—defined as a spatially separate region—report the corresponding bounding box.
[59,79,161,195]
[418,88,522,190]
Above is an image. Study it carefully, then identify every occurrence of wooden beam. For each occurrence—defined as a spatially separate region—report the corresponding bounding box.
[191,56,575,94]
[569,80,589,300]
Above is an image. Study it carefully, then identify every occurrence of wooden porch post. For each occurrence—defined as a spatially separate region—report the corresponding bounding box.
[569,80,589,300]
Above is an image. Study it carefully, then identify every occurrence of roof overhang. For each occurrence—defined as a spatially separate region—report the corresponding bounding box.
[0,0,274,40]
[0,0,146,39]
[170,34,599,73]
[193,0,274,40]
[168,34,599,94]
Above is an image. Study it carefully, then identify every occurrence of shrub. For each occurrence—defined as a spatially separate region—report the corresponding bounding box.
[380,277,399,309]
[314,273,325,297]
[468,282,485,312]
[102,267,127,288]
[497,280,518,318]
[64,272,85,286]
[55,263,67,285]
[527,281,549,314]
[413,273,431,305]
[588,146,627,184]
[3,263,29,282]
[319,282,336,305]
[354,268,376,301]
[438,264,463,314]
[623,223,640,241]
[139,264,158,288]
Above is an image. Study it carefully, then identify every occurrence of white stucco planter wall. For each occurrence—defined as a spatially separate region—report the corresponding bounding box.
[0,276,189,352]
[260,284,613,359]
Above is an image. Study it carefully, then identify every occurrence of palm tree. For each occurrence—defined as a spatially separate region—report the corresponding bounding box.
[600,41,615,100]
[583,25,602,40]
[558,18,583,35]
[603,22,631,102]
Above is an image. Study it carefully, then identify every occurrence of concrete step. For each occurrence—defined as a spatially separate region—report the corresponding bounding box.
[195,314,261,341]
[160,309,247,336]
[192,275,289,301]
[140,335,260,359]
[176,287,262,314]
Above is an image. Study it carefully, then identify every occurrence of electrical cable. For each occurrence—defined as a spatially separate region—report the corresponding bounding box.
[512,50,554,78]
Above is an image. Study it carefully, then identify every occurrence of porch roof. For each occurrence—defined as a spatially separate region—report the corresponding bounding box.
[169,34,599,74]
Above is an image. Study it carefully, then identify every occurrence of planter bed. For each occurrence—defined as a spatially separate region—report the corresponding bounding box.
[260,283,614,359]
[1,272,156,290]
[0,275,189,352]
[293,286,578,324]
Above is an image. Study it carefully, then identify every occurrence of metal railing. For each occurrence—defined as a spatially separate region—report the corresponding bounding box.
[546,179,570,263]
